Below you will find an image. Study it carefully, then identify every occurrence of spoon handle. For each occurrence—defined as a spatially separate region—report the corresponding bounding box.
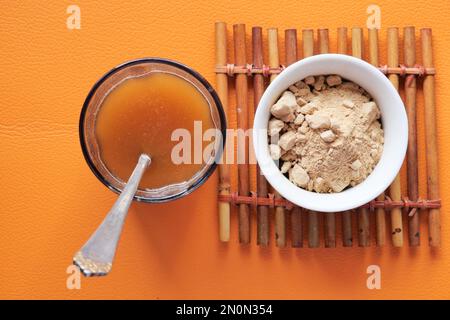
[73,154,151,276]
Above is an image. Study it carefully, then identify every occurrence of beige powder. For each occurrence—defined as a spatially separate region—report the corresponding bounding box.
[268,75,384,193]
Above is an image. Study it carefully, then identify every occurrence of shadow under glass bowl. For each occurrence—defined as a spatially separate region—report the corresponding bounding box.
[79,58,226,203]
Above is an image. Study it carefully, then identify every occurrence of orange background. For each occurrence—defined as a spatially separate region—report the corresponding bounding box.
[1,0,450,299]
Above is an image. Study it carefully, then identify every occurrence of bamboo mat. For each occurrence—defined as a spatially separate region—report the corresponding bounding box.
[215,23,441,248]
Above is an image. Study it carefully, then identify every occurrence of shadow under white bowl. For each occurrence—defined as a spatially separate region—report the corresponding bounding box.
[253,54,408,213]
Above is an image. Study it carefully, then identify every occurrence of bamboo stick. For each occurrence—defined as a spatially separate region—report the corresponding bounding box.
[268,28,286,247]
[290,208,303,248]
[215,22,231,242]
[302,29,314,57]
[318,28,336,248]
[318,28,329,53]
[421,28,440,247]
[252,27,269,246]
[341,210,353,247]
[285,28,303,248]
[285,28,298,65]
[233,24,250,244]
[308,213,319,248]
[337,27,353,247]
[404,26,420,246]
[352,27,370,247]
[337,27,348,55]
[369,28,386,247]
[387,27,404,247]
[302,29,320,248]
[268,28,281,84]
[351,27,363,59]
[368,28,379,66]
[324,212,336,248]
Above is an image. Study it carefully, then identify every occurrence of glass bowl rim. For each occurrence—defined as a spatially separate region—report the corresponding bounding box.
[79,57,227,203]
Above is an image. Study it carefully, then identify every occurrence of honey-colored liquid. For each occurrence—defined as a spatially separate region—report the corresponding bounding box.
[95,72,214,189]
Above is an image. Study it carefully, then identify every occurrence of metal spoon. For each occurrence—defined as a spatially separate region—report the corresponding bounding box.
[73,153,151,276]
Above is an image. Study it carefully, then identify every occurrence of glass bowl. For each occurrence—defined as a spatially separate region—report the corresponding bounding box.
[80,58,226,202]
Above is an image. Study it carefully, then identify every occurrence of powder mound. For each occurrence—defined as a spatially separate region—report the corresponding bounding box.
[267,75,384,193]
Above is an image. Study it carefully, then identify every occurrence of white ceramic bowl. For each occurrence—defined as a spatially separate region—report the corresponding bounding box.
[253,54,408,212]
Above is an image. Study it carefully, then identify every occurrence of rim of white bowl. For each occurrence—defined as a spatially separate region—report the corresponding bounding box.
[253,54,408,212]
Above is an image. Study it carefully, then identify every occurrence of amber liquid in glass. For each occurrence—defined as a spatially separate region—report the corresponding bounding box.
[95,72,214,189]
